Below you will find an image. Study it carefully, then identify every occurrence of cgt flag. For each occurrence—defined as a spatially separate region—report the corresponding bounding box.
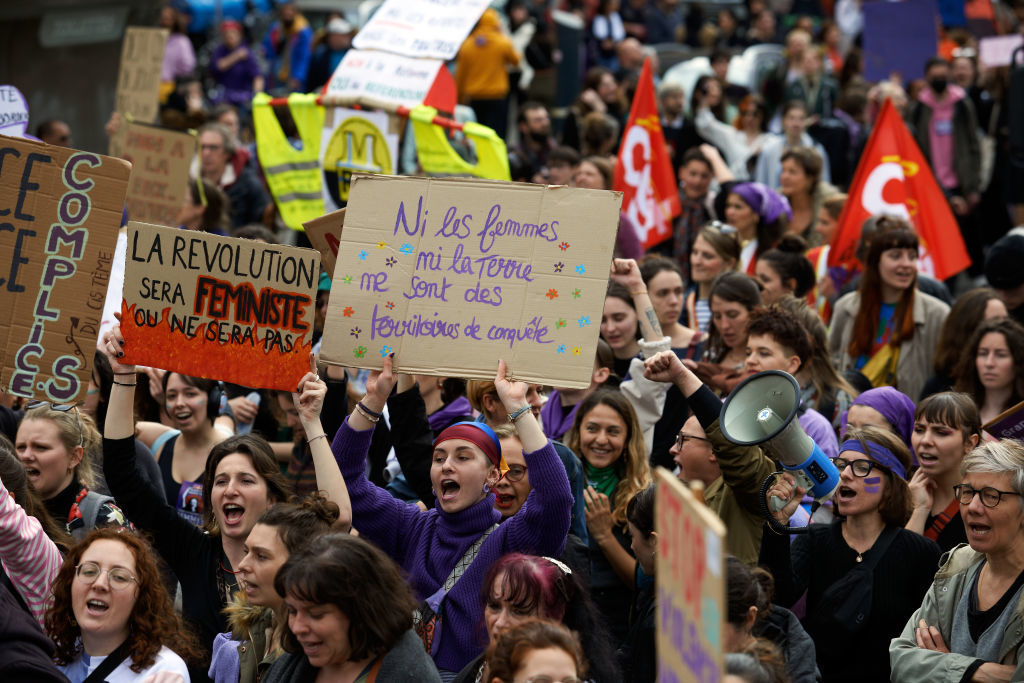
[828,98,970,280]
[613,58,680,249]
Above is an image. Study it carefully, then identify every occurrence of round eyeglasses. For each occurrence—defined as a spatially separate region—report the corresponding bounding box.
[75,562,138,591]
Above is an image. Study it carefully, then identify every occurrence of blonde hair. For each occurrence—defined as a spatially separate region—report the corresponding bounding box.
[21,405,100,491]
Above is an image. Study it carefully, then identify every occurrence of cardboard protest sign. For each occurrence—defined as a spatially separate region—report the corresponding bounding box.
[119,222,320,391]
[0,86,30,137]
[983,400,1024,441]
[321,107,399,210]
[113,27,168,123]
[302,208,344,277]
[655,469,725,682]
[862,0,938,82]
[115,123,196,227]
[323,50,446,110]
[320,175,621,388]
[352,0,491,60]
[0,134,131,402]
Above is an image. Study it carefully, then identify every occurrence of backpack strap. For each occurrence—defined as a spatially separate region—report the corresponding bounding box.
[443,523,499,592]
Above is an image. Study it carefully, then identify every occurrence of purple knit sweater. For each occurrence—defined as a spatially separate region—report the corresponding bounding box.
[332,417,573,672]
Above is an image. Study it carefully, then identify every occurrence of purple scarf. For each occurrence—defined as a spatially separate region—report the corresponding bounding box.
[540,390,579,441]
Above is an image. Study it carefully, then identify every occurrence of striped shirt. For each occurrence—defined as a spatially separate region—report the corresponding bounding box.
[0,479,63,627]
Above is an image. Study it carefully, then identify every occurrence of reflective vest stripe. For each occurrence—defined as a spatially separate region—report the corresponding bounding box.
[265,160,321,174]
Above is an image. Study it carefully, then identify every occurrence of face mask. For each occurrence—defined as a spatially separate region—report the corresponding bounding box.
[929,77,948,94]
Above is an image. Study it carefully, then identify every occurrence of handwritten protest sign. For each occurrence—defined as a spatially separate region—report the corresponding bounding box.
[119,222,320,391]
[352,0,491,60]
[0,86,30,137]
[323,50,446,110]
[0,134,131,402]
[656,470,725,683]
[320,175,621,388]
[983,400,1024,441]
[113,27,168,123]
[114,123,196,226]
[303,208,344,277]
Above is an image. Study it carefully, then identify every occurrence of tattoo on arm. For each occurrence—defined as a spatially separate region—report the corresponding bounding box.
[644,308,664,337]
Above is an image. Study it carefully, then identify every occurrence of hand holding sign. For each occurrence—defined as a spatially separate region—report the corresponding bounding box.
[101,321,136,376]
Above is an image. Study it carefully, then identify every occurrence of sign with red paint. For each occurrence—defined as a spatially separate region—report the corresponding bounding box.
[303,207,344,277]
[120,222,320,390]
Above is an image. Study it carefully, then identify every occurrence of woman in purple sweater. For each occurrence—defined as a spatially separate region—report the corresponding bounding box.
[332,358,573,679]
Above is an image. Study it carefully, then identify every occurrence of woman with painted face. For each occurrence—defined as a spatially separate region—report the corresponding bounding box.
[453,553,619,683]
[15,403,132,541]
[98,326,348,669]
[565,390,652,645]
[760,426,941,682]
[829,218,950,401]
[953,318,1024,427]
[45,528,202,682]
[263,532,441,682]
[890,439,1024,681]
[906,393,981,552]
[210,494,341,682]
[332,356,573,677]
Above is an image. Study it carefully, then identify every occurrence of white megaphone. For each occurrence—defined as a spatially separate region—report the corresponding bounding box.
[719,370,840,510]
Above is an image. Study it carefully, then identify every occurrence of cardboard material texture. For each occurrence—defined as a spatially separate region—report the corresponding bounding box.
[352,0,491,60]
[120,222,321,391]
[983,399,1024,441]
[319,174,621,388]
[0,134,131,403]
[113,27,168,124]
[655,469,725,682]
[302,208,344,277]
[115,123,196,227]
[323,50,445,110]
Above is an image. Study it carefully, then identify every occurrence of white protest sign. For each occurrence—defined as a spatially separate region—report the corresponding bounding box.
[0,86,29,137]
[352,0,492,60]
[979,35,1024,68]
[323,49,445,110]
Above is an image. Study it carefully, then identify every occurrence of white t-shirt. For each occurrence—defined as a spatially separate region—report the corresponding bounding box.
[60,645,190,682]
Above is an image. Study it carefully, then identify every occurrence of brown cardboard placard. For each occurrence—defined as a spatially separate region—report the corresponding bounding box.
[302,207,344,277]
[119,222,321,391]
[114,123,196,227]
[113,27,168,124]
[655,469,725,682]
[319,174,621,388]
[0,134,131,403]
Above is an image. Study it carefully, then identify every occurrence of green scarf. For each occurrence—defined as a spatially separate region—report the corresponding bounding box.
[584,461,620,499]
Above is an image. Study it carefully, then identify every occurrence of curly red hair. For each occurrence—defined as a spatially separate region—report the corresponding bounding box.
[45,528,202,671]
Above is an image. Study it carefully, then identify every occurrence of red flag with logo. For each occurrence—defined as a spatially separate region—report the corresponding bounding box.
[828,98,970,280]
[613,58,681,249]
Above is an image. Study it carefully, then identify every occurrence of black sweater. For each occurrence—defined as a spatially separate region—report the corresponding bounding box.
[103,436,231,667]
[759,521,940,683]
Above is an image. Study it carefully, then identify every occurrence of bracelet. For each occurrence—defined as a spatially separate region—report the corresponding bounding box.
[630,289,647,295]
[307,433,327,444]
[113,380,136,387]
[112,371,136,376]
[356,401,383,418]
[507,405,531,423]
[354,403,380,423]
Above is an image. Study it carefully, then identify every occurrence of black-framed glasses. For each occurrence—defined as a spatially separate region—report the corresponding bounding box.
[75,562,138,591]
[504,464,528,482]
[525,677,583,683]
[953,484,1020,509]
[832,457,884,478]
[675,432,711,449]
[707,220,738,235]
[26,401,84,447]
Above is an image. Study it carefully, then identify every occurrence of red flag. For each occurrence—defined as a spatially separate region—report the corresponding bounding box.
[613,58,681,249]
[829,98,970,280]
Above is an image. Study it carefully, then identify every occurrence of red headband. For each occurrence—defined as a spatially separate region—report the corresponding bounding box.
[434,423,502,469]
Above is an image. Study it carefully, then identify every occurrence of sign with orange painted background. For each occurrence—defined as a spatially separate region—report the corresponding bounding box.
[119,222,320,390]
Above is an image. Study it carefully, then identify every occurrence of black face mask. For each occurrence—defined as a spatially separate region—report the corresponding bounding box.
[929,77,948,94]
[529,130,550,143]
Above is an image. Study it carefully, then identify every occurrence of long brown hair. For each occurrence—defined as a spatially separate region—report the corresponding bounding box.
[46,528,203,671]
[953,318,1024,411]
[201,435,294,533]
[933,288,1004,377]
[847,219,918,359]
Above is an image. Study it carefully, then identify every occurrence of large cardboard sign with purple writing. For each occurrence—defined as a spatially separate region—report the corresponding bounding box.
[119,222,320,392]
[0,134,131,403]
[656,470,725,682]
[117,123,196,227]
[320,174,621,388]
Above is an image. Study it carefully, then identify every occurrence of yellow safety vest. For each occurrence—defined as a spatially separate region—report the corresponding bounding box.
[410,105,510,181]
[253,92,325,230]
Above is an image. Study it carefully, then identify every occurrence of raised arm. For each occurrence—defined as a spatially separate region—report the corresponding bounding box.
[0,477,62,627]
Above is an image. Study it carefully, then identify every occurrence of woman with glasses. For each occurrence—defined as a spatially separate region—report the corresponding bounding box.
[485,620,587,683]
[45,528,201,682]
[685,224,740,333]
[891,439,1024,681]
[761,426,941,682]
[15,403,131,541]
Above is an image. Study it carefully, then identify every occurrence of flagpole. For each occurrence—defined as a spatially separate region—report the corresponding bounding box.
[261,94,466,132]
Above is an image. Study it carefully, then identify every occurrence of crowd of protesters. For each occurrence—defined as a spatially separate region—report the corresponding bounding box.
[8,0,1024,681]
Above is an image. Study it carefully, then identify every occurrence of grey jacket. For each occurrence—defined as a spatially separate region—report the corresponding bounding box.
[890,545,1024,681]
[829,290,949,402]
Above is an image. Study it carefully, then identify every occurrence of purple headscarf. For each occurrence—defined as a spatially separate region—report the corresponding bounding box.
[839,386,917,463]
[730,182,793,224]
